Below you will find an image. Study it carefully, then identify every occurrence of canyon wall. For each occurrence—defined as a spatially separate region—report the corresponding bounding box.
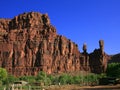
[0,12,109,76]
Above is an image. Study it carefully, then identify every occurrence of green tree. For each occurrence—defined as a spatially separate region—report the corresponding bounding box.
[36,71,51,86]
[47,75,54,84]
[66,75,74,84]
[7,75,15,83]
[84,73,99,85]
[0,68,7,81]
[72,75,81,84]
[36,71,47,81]
[0,68,7,85]
[58,74,68,85]
[19,76,35,83]
[106,63,120,78]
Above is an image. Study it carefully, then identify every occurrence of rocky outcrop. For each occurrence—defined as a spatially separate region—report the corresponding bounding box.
[0,12,81,76]
[108,53,120,63]
[80,40,110,74]
[89,40,108,73]
[80,43,89,71]
[0,12,109,76]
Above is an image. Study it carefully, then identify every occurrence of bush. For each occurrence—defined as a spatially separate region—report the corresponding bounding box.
[52,76,59,85]
[47,73,100,86]
[58,74,69,85]
[19,76,35,83]
[84,73,99,85]
[0,68,7,81]
[47,75,54,84]
[66,75,74,84]
[0,81,2,86]
[36,71,46,81]
[36,71,51,86]
[106,63,120,78]
[72,75,82,84]
[0,68,8,85]
[3,75,16,85]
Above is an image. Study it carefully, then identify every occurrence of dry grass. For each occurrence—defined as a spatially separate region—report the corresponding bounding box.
[45,84,120,90]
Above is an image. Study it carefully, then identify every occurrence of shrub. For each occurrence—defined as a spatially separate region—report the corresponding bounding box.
[84,73,99,85]
[0,68,7,81]
[72,75,82,84]
[52,76,59,85]
[66,75,74,84]
[47,75,54,84]
[58,74,69,85]
[3,75,16,85]
[0,68,8,85]
[19,76,35,83]
[36,71,51,86]
[36,71,47,81]
[106,63,120,78]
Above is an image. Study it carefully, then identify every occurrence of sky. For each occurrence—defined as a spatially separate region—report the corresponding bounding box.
[0,0,120,55]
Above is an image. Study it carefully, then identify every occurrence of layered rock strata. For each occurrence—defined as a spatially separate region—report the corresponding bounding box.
[0,12,109,76]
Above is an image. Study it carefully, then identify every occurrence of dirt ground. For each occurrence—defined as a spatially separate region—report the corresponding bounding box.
[45,84,120,90]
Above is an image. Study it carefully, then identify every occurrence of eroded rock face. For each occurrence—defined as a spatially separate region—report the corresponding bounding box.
[80,43,89,71]
[0,12,109,76]
[0,12,81,76]
[89,40,110,74]
[89,49,108,74]
[80,40,110,74]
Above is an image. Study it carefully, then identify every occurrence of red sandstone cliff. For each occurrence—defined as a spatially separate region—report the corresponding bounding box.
[0,12,109,76]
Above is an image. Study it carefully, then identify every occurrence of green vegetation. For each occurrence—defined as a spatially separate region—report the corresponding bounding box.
[0,68,7,86]
[1,63,120,89]
[47,73,99,86]
[106,63,120,78]
[36,71,51,86]
[19,76,35,83]
[0,70,101,88]
[97,63,120,85]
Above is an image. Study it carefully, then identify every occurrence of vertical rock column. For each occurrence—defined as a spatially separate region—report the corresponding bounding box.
[99,40,104,55]
[99,40,107,72]
[80,43,89,71]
